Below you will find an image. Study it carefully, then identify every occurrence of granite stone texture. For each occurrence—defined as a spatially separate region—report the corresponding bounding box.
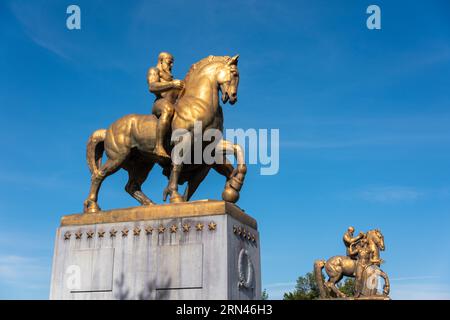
[50,200,261,300]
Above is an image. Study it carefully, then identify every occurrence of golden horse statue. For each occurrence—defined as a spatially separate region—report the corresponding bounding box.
[314,229,390,299]
[83,55,245,213]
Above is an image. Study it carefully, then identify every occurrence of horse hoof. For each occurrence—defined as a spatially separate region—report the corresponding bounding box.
[155,146,171,159]
[83,200,100,214]
[222,186,239,203]
[170,194,184,203]
[86,205,101,213]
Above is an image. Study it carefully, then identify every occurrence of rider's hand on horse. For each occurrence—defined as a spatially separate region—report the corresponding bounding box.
[172,79,185,89]
[372,258,383,265]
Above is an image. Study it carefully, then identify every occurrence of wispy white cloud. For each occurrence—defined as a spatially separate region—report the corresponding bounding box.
[265,281,296,288]
[8,1,132,71]
[392,283,450,300]
[338,186,450,204]
[0,231,54,250]
[359,186,424,203]
[0,255,32,279]
[0,170,66,189]
[9,1,74,60]
[391,276,440,281]
[281,113,450,150]
[389,42,450,77]
[263,282,296,300]
[282,134,450,149]
[0,254,50,291]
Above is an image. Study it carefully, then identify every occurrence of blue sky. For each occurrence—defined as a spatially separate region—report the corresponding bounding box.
[1,0,450,299]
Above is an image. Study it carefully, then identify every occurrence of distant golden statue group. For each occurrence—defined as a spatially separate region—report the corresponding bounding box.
[315,227,390,299]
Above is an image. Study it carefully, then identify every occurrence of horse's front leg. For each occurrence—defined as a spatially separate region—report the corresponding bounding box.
[216,139,247,203]
[162,131,191,203]
[163,163,184,203]
[379,269,390,296]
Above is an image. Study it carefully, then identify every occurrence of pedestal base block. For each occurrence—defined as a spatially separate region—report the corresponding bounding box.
[49,200,261,300]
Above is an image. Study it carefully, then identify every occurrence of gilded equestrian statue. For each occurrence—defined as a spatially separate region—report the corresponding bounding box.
[83,55,245,213]
[314,228,390,299]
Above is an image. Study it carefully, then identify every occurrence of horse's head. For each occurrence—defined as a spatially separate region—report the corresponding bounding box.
[183,55,240,107]
[368,229,385,251]
[217,55,240,105]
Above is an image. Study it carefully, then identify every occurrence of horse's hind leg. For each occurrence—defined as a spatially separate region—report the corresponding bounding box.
[84,157,125,213]
[183,166,211,201]
[125,161,155,206]
[325,274,346,298]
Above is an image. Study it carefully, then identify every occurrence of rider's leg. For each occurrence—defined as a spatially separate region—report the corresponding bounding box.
[354,265,364,297]
[154,101,174,158]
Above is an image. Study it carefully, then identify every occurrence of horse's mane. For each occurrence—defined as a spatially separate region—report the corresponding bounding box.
[183,55,232,83]
[176,55,232,101]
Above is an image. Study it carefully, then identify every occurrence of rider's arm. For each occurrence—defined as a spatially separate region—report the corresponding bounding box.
[370,248,382,264]
[348,244,358,256]
[147,68,175,93]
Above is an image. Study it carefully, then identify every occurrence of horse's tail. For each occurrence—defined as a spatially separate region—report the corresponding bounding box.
[314,260,328,299]
[86,129,106,175]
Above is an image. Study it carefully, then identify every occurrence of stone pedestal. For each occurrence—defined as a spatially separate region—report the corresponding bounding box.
[49,200,261,300]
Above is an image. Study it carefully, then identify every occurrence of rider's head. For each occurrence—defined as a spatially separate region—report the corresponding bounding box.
[158,52,174,74]
[348,226,355,235]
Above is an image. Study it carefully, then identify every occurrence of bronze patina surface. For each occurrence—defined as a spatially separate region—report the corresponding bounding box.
[147,52,184,159]
[62,200,257,229]
[314,227,390,299]
[83,54,246,214]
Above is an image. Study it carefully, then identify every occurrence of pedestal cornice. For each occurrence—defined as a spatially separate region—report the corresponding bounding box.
[60,200,257,229]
